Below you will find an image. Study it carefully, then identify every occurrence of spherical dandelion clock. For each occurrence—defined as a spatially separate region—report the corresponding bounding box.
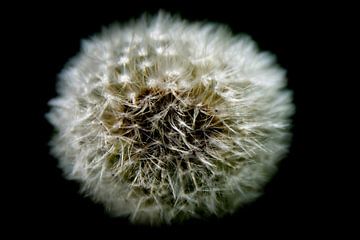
[47,12,294,225]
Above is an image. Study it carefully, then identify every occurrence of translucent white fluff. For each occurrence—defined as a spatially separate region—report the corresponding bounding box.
[47,12,294,225]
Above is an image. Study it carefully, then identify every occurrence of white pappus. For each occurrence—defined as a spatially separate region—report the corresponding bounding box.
[47,12,294,225]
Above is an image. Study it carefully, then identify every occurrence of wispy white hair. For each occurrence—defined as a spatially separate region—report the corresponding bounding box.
[47,12,294,225]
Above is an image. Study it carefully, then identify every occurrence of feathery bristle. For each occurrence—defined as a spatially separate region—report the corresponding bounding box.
[47,11,294,225]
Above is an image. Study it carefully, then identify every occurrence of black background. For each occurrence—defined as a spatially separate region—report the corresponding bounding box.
[9,1,347,237]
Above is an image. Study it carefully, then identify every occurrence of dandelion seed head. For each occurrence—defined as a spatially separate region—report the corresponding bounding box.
[47,12,294,225]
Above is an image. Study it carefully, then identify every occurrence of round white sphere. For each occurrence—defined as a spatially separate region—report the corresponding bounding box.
[47,12,294,225]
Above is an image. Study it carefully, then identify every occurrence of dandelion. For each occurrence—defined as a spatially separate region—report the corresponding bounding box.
[47,12,294,225]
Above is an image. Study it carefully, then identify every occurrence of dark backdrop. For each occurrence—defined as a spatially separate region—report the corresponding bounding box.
[10,1,342,237]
